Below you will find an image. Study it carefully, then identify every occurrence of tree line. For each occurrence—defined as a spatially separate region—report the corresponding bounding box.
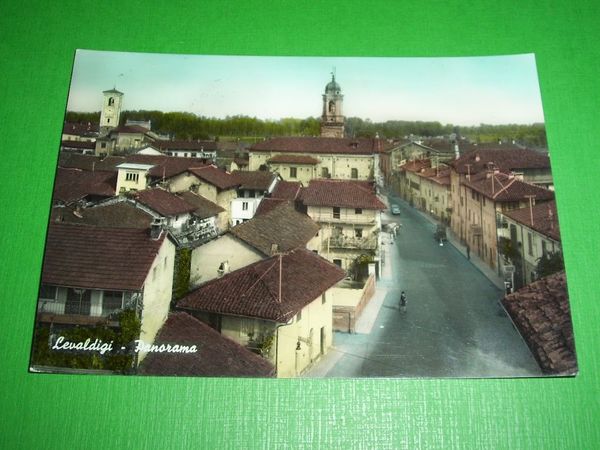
[65,110,547,147]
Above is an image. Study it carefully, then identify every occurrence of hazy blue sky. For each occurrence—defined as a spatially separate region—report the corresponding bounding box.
[67,50,545,126]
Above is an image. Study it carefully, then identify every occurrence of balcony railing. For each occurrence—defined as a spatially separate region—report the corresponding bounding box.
[328,234,378,250]
[312,213,377,225]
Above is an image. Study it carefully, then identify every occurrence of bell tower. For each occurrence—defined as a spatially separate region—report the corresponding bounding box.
[99,88,124,136]
[320,73,345,138]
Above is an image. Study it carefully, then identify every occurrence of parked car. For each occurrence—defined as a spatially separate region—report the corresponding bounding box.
[391,205,401,215]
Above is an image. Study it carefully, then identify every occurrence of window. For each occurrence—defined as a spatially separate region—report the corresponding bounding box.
[542,240,547,257]
[108,97,114,106]
[101,142,107,149]
[322,293,326,304]
[297,310,302,322]
[102,291,123,315]
[528,232,533,256]
[355,228,363,238]
[333,207,340,219]
[333,259,342,268]
[321,167,329,178]
[355,208,362,214]
[351,168,358,179]
[152,266,158,281]
[163,257,167,269]
[242,202,249,211]
[40,284,57,300]
[107,118,111,123]
[290,167,297,178]
[191,152,197,158]
[125,172,139,183]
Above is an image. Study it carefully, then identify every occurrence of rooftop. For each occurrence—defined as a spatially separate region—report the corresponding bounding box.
[230,203,319,256]
[177,191,225,219]
[42,223,166,291]
[300,179,385,210]
[134,188,197,217]
[503,200,561,241]
[52,168,116,204]
[232,170,278,191]
[116,163,155,171]
[270,180,302,200]
[251,137,395,155]
[267,154,320,165]
[178,248,345,322]
[137,312,275,377]
[450,148,551,176]
[50,202,153,229]
[462,171,555,203]
[502,271,577,375]
[188,165,240,190]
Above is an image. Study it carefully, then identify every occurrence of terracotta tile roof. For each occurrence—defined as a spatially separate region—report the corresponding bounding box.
[231,203,319,255]
[177,191,225,219]
[156,140,219,151]
[52,168,116,204]
[62,122,99,136]
[503,200,561,241]
[254,198,290,216]
[450,148,550,175]
[42,223,166,291]
[58,154,126,172]
[110,125,152,135]
[61,140,96,150]
[137,312,275,377]
[251,137,394,155]
[134,188,197,216]
[233,157,249,166]
[400,159,431,173]
[462,172,555,203]
[51,203,153,229]
[270,180,302,200]
[267,154,320,165]
[418,167,451,186]
[125,154,208,179]
[299,179,385,210]
[188,165,240,190]
[178,248,345,322]
[232,170,277,191]
[502,271,577,375]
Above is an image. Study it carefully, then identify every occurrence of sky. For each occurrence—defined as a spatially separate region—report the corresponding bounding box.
[67,50,546,126]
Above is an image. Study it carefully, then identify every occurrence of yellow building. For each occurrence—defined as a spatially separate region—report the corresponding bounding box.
[250,137,397,183]
[300,179,385,271]
[115,162,154,193]
[178,248,346,377]
[34,223,176,368]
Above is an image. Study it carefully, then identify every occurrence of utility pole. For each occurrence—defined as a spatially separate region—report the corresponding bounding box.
[525,195,536,226]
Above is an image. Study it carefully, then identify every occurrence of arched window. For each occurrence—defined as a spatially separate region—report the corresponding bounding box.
[108,97,114,106]
[328,100,336,114]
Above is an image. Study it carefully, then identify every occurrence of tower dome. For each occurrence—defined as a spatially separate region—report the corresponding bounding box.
[325,74,341,94]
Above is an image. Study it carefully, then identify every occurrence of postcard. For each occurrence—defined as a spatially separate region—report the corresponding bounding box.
[29,50,576,377]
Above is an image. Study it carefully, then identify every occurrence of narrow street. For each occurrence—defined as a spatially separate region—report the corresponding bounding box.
[307,195,541,378]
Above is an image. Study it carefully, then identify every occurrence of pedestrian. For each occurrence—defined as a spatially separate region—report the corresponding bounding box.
[399,291,407,312]
[466,243,471,260]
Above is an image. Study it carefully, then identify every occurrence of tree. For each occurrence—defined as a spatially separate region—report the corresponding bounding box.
[536,251,564,278]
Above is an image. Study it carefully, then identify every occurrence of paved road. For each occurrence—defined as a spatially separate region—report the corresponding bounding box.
[317,196,541,378]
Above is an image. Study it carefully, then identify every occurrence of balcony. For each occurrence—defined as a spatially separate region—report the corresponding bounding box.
[37,301,127,326]
[328,234,378,250]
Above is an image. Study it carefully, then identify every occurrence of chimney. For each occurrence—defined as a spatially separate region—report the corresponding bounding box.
[270,243,279,255]
[217,261,230,278]
[150,217,164,240]
[454,143,460,160]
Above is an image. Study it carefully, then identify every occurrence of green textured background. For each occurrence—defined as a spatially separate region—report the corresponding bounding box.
[1,1,599,448]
